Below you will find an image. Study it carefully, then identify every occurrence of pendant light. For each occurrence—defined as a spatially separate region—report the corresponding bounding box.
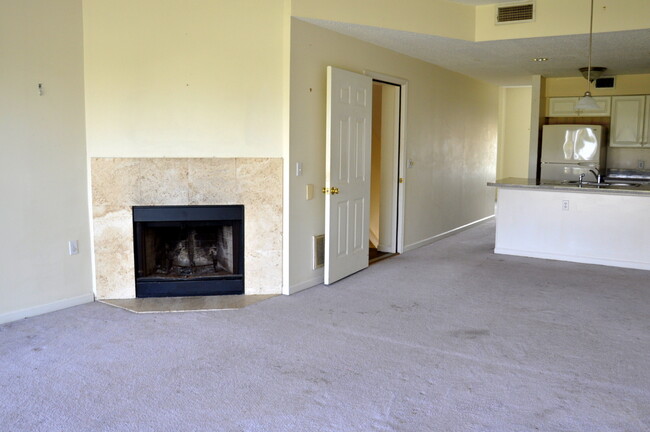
[575,0,603,111]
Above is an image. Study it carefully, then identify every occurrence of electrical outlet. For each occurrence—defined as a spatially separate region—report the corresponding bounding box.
[562,200,570,211]
[68,240,79,255]
[638,160,646,169]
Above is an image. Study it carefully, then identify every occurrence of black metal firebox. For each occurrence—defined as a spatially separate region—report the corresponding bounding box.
[133,205,244,298]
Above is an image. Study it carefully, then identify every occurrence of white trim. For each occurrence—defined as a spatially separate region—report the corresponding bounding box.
[0,293,95,325]
[281,2,292,296]
[363,70,408,254]
[287,275,324,295]
[494,248,650,271]
[403,215,494,252]
[86,157,98,297]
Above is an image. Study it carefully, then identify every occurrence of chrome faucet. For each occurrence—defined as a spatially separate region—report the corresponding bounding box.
[579,173,585,186]
[589,168,603,183]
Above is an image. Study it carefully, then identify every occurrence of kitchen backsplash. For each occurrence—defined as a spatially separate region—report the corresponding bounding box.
[607,147,650,169]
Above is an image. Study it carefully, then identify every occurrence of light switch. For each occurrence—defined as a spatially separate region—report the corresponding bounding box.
[306,184,314,200]
[296,162,303,176]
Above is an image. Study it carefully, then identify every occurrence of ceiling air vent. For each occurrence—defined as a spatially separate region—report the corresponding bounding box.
[496,2,535,24]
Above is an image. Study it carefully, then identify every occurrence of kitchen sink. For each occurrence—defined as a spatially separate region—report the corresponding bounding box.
[560,180,641,187]
[604,182,642,187]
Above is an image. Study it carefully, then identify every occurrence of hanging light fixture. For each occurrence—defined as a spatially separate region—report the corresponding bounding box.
[575,0,605,111]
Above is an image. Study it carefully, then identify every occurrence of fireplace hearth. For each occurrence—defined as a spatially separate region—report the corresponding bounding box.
[133,205,244,297]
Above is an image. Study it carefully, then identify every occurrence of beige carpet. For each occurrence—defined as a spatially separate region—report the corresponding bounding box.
[1,220,649,431]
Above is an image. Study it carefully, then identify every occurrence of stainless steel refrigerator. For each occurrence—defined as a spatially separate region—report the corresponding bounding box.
[539,124,606,183]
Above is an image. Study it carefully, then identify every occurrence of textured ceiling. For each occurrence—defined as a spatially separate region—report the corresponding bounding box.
[300,18,650,86]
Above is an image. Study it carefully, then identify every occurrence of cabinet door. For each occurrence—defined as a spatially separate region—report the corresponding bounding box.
[586,97,611,116]
[643,96,650,146]
[548,97,579,117]
[610,96,646,147]
[547,96,611,117]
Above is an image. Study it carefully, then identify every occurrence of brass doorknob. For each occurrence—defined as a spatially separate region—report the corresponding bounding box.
[331,187,340,194]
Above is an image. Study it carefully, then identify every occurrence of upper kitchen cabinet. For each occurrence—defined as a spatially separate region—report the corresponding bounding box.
[547,96,611,117]
[610,95,650,147]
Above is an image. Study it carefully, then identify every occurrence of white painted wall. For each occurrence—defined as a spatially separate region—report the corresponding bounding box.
[288,19,498,292]
[0,0,93,323]
[83,0,286,158]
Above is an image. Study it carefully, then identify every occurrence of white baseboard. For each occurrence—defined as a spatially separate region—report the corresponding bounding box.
[404,215,494,252]
[0,293,95,325]
[495,248,650,271]
[285,275,324,295]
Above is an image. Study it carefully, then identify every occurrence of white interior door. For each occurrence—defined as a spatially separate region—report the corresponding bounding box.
[325,66,372,285]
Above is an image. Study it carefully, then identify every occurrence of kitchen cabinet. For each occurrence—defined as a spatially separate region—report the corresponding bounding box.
[609,95,649,147]
[646,96,650,145]
[547,96,611,117]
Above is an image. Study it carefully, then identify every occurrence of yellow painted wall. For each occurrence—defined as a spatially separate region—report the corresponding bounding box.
[83,0,286,158]
[545,74,650,97]
[0,0,93,322]
[289,19,498,291]
[497,87,532,180]
[476,0,650,41]
[291,0,474,40]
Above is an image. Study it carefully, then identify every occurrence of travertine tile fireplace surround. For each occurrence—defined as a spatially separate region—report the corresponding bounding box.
[91,158,282,299]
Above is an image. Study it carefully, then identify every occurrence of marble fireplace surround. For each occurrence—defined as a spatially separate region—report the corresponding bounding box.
[91,158,282,299]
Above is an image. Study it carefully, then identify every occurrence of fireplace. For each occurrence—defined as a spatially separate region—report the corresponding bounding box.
[133,205,244,297]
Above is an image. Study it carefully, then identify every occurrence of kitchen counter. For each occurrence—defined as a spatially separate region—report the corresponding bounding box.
[488,178,650,271]
[488,177,650,196]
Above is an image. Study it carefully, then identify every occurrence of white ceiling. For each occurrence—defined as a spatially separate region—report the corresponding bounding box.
[300,17,650,86]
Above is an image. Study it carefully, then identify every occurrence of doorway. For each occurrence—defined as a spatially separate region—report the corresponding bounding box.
[369,79,402,264]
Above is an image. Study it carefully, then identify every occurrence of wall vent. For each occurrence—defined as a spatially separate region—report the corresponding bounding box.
[313,234,325,269]
[496,2,535,24]
[595,77,615,89]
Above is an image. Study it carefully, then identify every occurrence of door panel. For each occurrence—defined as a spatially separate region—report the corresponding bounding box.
[325,66,372,285]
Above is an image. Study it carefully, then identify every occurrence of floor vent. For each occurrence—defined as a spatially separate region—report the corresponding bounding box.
[313,235,325,269]
[496,2,534,24]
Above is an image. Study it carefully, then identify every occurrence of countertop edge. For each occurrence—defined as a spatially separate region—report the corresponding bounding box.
[488,178,650,197]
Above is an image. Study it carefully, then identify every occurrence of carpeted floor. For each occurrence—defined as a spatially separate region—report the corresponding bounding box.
[1,220,649,431]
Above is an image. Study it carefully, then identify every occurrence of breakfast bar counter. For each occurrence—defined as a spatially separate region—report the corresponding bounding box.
[488,178,650,271]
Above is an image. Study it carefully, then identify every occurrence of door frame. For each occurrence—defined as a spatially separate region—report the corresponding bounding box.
[364,70,407,254]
